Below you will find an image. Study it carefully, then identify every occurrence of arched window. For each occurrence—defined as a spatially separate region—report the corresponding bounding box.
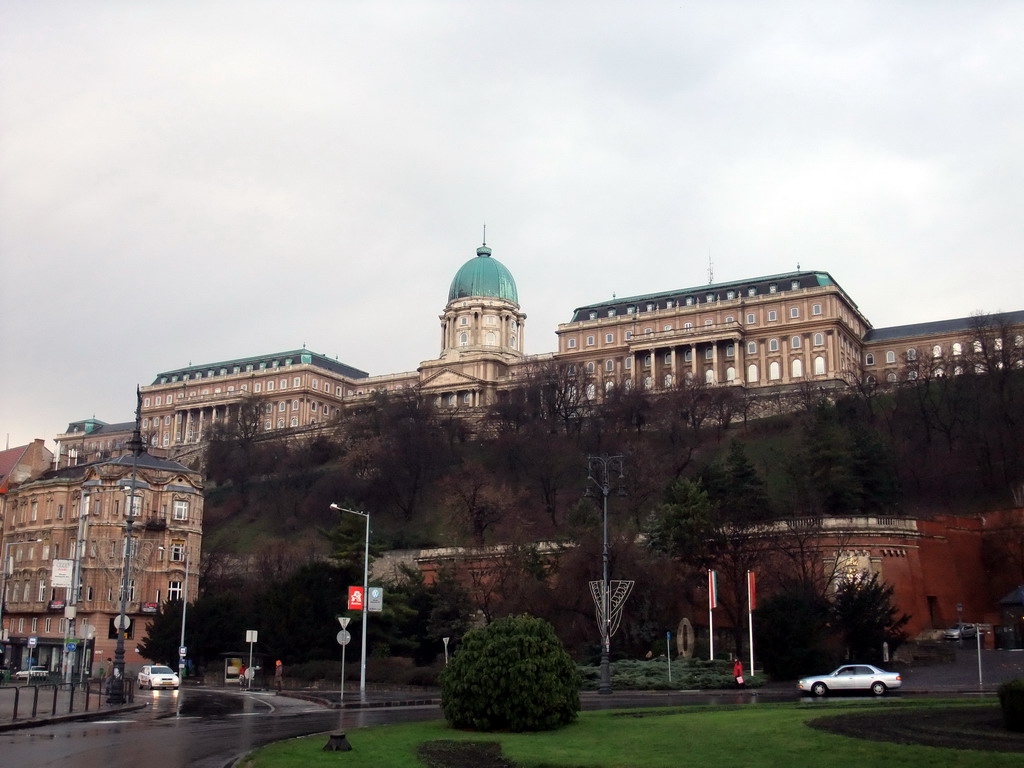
[886,350,896,364]
[624,378,634,391]
[586,361,596,373]
[769,338,779,352]
[792,359,803,378]
[906,348,917,361]
[769,361,781,380]
[747,364,758,383]
[705,369,715,384]
[932,344,942,358]
[952,342,963,356]
[725,366,736,382]
[886,372,897,383]
[664,374,673,387]
[643,376,653,389]
[586,384,596,400]
[486,332,496,346]
[813,333,824,346]
[747,341,757,354]
[791,336,802,349]
[814,356,826,375]
[605,380,614,393]
[459,333,469,347]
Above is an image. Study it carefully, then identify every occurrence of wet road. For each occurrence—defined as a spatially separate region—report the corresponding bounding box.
[0,687,440,768]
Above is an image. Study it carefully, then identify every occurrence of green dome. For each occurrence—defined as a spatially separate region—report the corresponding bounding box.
[447,244,519,304]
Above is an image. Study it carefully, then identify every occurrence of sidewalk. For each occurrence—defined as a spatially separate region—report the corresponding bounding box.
[0,681,144,731]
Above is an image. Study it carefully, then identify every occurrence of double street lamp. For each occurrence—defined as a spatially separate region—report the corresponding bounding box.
[586,455,624,696]
[329,504,369,701]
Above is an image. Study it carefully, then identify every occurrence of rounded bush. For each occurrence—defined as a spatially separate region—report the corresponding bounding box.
[441,614,580,732]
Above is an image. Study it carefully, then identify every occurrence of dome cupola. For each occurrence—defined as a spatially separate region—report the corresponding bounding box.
[447,242,518,304]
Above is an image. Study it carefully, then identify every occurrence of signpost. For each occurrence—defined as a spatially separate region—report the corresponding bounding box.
[367,587,384,612]
[347,586,364,610]
[245,629,258,682]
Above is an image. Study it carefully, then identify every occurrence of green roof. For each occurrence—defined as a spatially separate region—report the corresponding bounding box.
[448,244,518,304]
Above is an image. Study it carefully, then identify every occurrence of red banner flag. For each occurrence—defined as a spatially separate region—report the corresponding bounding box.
[708,570,718,609]
[348,586,365,611]
[747,571,756,611]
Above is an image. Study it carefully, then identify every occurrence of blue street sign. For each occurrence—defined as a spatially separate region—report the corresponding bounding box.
[66,642,77,652]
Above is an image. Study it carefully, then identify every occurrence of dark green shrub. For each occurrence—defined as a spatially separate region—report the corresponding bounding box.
[441,614,580,732]
[998,678,1024,732]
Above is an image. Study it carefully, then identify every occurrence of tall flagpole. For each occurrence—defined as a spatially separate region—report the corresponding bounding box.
[707,569,716,662]
[747,570,756,679]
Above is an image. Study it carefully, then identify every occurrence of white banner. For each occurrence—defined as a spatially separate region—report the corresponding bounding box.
[51,559,74,588]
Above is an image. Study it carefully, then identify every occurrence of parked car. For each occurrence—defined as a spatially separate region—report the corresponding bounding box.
[943,623,978,641]
[13,665,49,681]
[798,664,902,696]
[137,665,180,690]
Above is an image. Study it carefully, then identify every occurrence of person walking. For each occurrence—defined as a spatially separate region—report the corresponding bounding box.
[733,657,744,688]
[274,660,283,692]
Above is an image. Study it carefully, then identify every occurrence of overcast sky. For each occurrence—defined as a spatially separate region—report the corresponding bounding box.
[2,1,1023,450]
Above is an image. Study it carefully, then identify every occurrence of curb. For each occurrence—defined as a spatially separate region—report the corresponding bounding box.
[0,702,147,732]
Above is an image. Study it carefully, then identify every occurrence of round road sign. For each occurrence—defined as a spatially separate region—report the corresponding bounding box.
[336,630,352,646]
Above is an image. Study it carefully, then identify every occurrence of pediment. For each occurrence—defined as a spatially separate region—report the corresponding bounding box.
[419,367,485,389]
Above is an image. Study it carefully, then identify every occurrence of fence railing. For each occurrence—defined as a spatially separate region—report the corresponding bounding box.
[0,679,135,723]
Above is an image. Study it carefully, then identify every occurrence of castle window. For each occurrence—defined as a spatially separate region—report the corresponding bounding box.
[747,287,756,297]
[605,360,614,372]
[725,344,735,357]
[791,280,800,290]
[459,333,469,346]
[865,353,875,365]
[567,338,577,349]
[684,322,693,330]
[589,311,597,320]
[767,310,778,322]
[624,331,632,340]
[605,333,614,343]
[886,351,896,364]
[814,356,826,375]
[664,324,672,331]
[952,342,963,356]
[792,336,801,349]
[645,328,653,335]
[932,344,942,358]
[769,284,778,294]
[608,308,616,317]
[627,305,636,315]
[647,303,655,311]
[791,358,803,377]
[686,296,695,306]
[706,293,715,302]
[586,362,595,373]
[460,317,468,326]
[586,335,595,346]
[624,357,632,369]
[887,372,897,382]
[906,348,917,361]
[790,307,800,318]
[747,364,758,382]
[813,333,824,346]
[769,339,779,352]
[747,341,757,354]
[726,290,736,300]
[812,303,822,315]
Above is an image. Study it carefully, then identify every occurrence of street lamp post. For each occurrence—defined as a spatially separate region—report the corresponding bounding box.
[587,455,624,696]
[108,421,143,704]
[178,546,191,683]
[330,504,369,701]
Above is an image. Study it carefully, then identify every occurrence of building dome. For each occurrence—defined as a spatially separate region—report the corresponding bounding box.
[447,243,519,304]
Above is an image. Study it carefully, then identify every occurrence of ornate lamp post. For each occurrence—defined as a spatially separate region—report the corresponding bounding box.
[108,409,144,704]
[586,455,624,695]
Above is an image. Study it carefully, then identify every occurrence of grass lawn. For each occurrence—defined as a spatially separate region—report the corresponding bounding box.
[239,700,1017,768]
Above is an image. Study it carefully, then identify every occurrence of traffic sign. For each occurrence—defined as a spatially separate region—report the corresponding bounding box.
[179,646,187,658]
[66,642,77,652]
[28,637,37,648]
[113,615,131,630]
[336,630,352,646]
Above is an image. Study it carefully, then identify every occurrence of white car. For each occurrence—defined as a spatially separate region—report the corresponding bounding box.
[798,664,902,696]
[138,664,180,690]
[14,665,48,681]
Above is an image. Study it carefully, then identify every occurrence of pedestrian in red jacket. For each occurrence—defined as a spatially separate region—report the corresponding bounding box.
[733,658,744,688]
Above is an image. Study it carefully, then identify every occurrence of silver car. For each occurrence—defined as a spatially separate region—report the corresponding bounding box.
[943,623,977,641]
[798,664,902,696]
